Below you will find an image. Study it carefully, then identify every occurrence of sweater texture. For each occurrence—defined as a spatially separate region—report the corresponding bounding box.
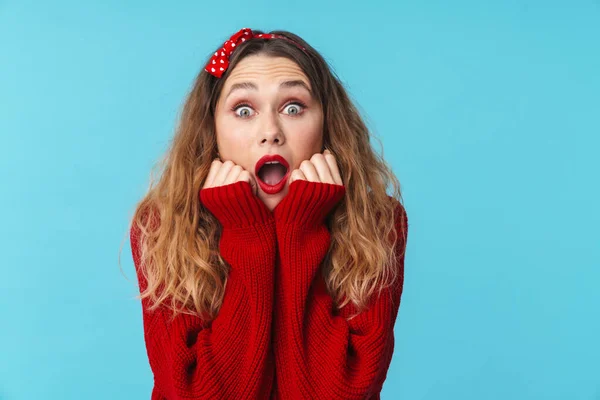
[130,179,408,399]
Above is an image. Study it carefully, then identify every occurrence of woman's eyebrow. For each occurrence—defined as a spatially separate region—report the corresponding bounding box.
[226,82,257,99]
[225,80,312,99]
[279,80,312,95]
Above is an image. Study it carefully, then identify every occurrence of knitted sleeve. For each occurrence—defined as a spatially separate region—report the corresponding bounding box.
[131,181,277,399]
[272,180,408,400]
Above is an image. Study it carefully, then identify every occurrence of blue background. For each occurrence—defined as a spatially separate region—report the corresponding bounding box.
[1,1,598,399]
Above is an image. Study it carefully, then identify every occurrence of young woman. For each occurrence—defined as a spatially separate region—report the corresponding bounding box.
[129,27,409,400]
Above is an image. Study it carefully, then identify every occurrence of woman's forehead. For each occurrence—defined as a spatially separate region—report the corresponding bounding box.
[225,55,311,89]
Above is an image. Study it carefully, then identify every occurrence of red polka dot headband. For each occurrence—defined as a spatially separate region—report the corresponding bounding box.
[205,28,308,78]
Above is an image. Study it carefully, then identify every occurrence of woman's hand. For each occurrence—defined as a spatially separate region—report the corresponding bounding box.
[203,159,259,196]
[288,149,344,186]
[274,149,345,227]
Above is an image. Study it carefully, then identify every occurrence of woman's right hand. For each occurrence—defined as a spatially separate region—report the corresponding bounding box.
[202,158,259,196]
[200,158,272,229]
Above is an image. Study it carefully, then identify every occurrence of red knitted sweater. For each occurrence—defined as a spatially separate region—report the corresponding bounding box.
[130,179,408,400]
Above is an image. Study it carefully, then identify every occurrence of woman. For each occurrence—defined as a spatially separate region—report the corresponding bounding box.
[129,27,409,400]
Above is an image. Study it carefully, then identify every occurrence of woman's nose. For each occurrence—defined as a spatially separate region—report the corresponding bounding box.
[259,110,283,144]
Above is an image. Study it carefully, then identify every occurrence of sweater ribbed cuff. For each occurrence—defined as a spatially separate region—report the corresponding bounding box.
[199,180,274,229]
[273,180,346,229]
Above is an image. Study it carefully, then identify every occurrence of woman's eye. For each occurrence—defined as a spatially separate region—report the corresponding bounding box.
[234,105,254,118]
[283,103,304,116]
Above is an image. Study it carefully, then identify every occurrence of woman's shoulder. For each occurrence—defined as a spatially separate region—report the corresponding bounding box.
[383,195,408,229]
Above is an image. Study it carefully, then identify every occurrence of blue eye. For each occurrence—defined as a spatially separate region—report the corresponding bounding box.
[283,102,305,116]
[233,104,255,118]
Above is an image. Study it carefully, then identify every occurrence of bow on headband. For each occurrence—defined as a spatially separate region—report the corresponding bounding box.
[205,28,307,78]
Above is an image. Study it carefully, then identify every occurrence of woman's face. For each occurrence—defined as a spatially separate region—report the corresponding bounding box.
[214,54,324,211]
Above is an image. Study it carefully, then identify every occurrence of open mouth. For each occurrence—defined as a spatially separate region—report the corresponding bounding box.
[257,161,289,186]
[255,154,291,194]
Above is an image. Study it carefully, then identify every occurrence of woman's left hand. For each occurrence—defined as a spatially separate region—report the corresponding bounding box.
[288,149,344,186]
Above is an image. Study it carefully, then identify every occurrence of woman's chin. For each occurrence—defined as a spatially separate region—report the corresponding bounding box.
[257,183,289,211]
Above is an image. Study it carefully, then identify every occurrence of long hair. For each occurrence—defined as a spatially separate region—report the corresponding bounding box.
[120,29,408,323]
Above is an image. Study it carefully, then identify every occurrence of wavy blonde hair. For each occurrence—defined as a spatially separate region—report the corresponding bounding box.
[119,29,408,323]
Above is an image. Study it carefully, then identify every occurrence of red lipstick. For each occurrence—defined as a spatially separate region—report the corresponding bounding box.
[255,154,290,195]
